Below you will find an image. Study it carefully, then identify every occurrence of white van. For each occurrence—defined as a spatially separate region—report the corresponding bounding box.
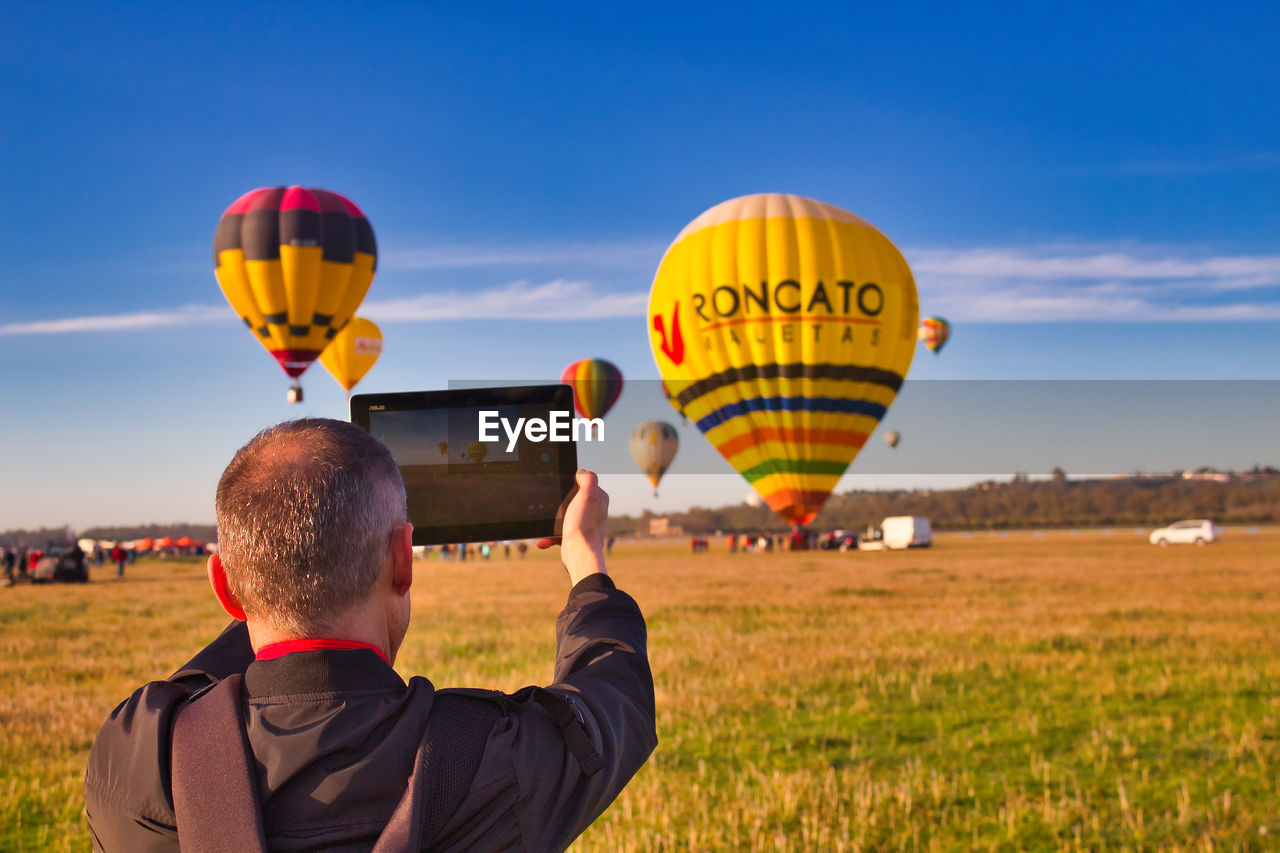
[859,516,932,550]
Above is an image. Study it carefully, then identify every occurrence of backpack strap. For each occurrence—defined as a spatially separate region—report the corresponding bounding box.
[170,674,268,853]
[510,686,606,776]
[373,691,502,851]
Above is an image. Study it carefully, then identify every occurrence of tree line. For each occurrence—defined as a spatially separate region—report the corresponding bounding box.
[612,470,1280,535]
[0,523,218,547]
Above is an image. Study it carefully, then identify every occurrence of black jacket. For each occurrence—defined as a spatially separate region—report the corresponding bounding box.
[84,574,656,851]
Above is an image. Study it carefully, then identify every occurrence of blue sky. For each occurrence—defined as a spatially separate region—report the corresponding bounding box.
[1,2,1278,529]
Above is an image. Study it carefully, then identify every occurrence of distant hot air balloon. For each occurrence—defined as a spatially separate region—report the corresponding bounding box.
[918,316,950,354]
[319,316,382,394]
[885,430,901,448]
[214,186,377,403]
[629,420,679,497]
[466,441,488,464]
[561,359,624,425]
[649,193,918,527]
[437,442,449,457]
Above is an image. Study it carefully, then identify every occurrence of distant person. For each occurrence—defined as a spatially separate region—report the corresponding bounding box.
[517,541,529,558]
[85,418,655,851]
[727,533,736,553]
[64,542,88,582]
[3,547,15,582]
[606,536,615,555]
[110,543,127,578]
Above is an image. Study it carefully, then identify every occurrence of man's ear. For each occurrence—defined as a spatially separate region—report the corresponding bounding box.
[207,553,248,621]
[390,523,414,597]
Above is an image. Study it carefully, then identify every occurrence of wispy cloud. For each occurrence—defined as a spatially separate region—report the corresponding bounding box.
[910,247,1280,285]
[909,244,1280,321]
[0,305,227,336]
[6,242,1280,333]
[364,279,647,320]
[380,241,666,271]
[0,280,646,335]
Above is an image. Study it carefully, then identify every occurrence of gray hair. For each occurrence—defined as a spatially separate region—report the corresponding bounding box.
[215,418,407,636]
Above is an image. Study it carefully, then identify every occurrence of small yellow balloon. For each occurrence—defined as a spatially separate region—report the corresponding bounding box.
[319,317,383,393]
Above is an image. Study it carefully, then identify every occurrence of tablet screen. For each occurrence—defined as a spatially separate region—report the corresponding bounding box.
[351,385,578,545]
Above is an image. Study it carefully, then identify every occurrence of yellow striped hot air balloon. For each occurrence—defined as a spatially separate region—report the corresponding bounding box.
[213,186,377,403]
[648,193,918,527]
[319,316,383,394]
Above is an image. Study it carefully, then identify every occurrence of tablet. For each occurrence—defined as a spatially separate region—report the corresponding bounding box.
[350,385,578,546]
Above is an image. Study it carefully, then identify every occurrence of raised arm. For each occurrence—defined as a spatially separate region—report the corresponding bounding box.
[518,470,657,850]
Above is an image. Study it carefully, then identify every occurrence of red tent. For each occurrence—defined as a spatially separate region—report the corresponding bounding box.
[174,536,195,548]
[155,536,174,549]
[135,537,154,551]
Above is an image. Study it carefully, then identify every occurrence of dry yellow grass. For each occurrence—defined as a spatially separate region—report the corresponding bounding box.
[2,529,1278,850]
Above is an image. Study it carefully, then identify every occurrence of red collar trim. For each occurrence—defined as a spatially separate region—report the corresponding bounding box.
[256,638,389,665]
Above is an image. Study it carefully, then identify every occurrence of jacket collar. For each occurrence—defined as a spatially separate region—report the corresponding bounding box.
[243,648,406,698]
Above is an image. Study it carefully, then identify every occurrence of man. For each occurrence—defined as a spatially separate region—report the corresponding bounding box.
[85,418,656,851]
[109,542,127,578]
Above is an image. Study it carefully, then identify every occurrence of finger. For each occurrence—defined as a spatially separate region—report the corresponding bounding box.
[536,537,561,550]
[575,469,598,490]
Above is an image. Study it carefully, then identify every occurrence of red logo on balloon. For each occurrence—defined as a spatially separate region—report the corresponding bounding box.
[653,303,684,365]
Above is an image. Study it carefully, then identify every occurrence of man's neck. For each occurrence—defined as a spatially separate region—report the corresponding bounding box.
[245,613,396,666]
[256,637,389,664]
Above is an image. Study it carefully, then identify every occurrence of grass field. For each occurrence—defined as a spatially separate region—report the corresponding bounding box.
[2,530,1278,850]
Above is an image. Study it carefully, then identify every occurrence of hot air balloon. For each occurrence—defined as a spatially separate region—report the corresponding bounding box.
[319,316,382,394]
[918,316,950,354]
[648,193,918,528]
[437,442,449,457]
[885,430,901,448]
[466,441,488,464]
[214,186,377,403]
[629,420,679,497]
[561,359,624,426]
